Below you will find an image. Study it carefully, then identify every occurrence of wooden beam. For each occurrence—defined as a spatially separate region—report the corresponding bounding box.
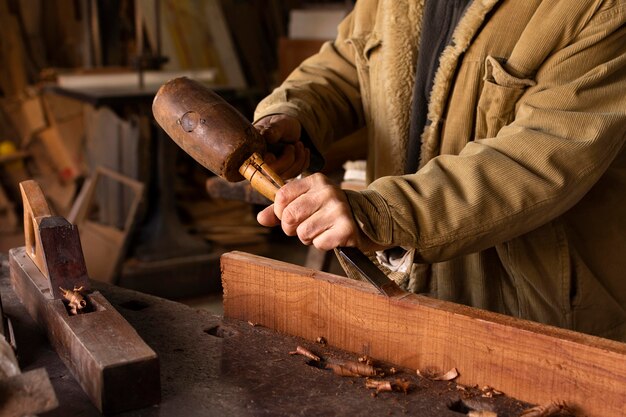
[221,251,626,417]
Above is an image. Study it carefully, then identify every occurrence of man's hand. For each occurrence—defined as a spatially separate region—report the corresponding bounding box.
[257,173,383,252]
[254,114,310,180]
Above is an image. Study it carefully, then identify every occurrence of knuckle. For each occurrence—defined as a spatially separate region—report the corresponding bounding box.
[274,188,291,207]
[308,172,326,185]
[296,223,315,243]
[281,206,299,226]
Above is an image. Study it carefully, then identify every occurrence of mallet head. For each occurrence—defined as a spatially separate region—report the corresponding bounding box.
[152,77,265,182]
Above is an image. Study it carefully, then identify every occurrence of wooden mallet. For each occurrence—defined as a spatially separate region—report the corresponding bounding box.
[152,77,407,298]
[152,77,284,201]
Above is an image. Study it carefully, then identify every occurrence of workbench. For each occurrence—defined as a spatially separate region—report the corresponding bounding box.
[1,253,529,417]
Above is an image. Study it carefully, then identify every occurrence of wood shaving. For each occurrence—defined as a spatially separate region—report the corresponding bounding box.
[365,378,415,394]
[315,336,327,346]
[326,359,379,377]
[59,285,87,315]
[480,386,504,398]
[417,367,459,381]
[521,401,575,417]
[325,363,361,377]
[365,379,393,393]
[392,378,414,394]
[288,346,320,362]
[358,355,374,366]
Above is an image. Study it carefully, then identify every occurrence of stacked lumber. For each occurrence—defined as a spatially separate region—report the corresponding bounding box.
[179,198,270,247]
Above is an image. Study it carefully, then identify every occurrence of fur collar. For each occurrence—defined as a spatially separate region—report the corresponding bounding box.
[419,0,502,168]
[378,0,425,174]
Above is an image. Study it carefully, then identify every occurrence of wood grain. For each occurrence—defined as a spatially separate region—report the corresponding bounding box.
[221,251,626,417]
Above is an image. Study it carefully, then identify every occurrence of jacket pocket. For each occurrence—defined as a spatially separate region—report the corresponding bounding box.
[497,220,573,329]
[363,35,382,62]
[475,56,536,139]
[346,34,381,70]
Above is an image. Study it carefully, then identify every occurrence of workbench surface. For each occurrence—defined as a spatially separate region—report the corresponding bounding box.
[0,255,527,417]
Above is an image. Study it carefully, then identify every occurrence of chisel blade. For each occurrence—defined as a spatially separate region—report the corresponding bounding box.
[337,247,407,298]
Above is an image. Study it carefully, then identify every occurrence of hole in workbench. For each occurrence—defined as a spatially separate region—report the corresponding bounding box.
[305,359,325,369]
[448,399,472,414]
[204,325,238,338]
[119,300,150,311]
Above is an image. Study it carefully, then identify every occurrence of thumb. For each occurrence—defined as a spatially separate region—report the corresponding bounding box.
[257,204,281,227]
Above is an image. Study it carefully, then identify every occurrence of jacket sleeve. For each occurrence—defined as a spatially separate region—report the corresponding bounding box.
[347,7,626,263]
[253,5,367,154]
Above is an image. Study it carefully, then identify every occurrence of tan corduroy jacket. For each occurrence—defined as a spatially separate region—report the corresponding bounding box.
[254,0,626,341]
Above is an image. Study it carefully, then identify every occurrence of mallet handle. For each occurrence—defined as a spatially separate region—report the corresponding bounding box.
[239,152,285,202]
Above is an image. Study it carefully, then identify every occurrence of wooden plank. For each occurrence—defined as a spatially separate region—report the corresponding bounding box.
[68,167,144,284]
[221,251,626,417]
[38,92,85,183]
[37,126,81,182]
[140,0,243,87]
[0,96,47,144]
[0,0,29,96]
[202,0,246,88]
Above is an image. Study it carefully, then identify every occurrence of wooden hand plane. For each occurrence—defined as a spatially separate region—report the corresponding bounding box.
[8,180,160,414]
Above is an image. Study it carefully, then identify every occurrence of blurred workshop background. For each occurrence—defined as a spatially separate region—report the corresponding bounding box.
[0,0,361,312]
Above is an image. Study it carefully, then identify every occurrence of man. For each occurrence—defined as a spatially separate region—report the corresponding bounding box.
[252,0,626,342]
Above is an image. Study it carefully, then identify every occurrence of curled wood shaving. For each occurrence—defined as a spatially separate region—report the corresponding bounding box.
[59,286,87,315]
[480,385,503,398]
[358,355,374,366]
[417,367,459,381]
[365,379,393,393]
[325,363,361,377]
[365,378,415,394]
[392,378,414,394]
[326,359,378,377]
[288,346,320,362]
[521,401,575,417]
[316,336,327,346]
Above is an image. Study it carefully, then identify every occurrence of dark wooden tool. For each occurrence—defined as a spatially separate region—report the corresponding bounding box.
[152,78,406,296]
[153,77,283,201]
[8,180,160,414]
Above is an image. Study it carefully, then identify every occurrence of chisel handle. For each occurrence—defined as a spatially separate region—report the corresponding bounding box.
[238,152,284,202]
